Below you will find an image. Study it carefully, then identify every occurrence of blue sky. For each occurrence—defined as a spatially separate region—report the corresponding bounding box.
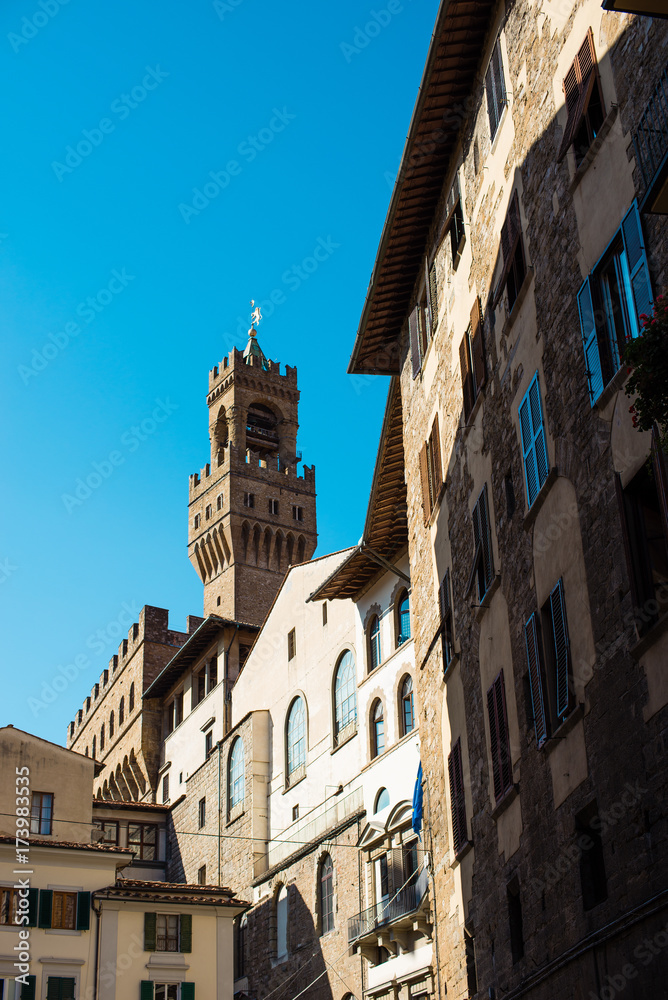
[0,0,438,743]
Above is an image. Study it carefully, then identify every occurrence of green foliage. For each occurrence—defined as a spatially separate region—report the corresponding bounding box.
[624,295,668,436]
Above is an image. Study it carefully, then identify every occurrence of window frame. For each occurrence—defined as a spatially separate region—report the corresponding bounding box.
[128,823,158,860]
[440,569,455,670]
[334,650,357,742]
[30,792,54,836]
[286,696,307,780]
[400,675,415,736]
[319,854,335,935]
[228,737,245,810]
[156,913,180,953]
[493,191,526,313]
[198,797,206,829]
[419,415,443,524]
[485,35,507,140]
[371,699,385,759]
[459,298,485,422]
[368,615,381,672]
[397,590,411,645]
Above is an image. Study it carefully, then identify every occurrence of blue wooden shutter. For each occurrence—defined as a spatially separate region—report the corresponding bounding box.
[20,976,36,1000]
[181,983,195,1000]
[524,614,547,747]
[621,201,653,331]
[550,579,571,719]
[76,891,90,931]
[140,983,154,1000]
[519,372,549,507]
[38,889,53,928]
[577,277,604,404]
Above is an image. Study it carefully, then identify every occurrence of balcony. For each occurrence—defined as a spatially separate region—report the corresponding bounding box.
[633,65,668,214]
[348,865,430,947]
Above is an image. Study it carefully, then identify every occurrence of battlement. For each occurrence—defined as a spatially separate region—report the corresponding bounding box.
[189,446,316,500]
[208,347,298,397]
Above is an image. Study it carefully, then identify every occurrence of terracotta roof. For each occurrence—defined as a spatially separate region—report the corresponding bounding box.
[308,379,408,602]
[348,0,496,374]
[93,799,170,811]
[94,878,249,909]
[143,615,259,699]
[0,835,133,854]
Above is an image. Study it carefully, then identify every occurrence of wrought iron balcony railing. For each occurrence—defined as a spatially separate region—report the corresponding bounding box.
[347,866,429,945]
[633,66,668,197]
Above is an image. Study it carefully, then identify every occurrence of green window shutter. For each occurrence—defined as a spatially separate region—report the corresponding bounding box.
[180,913,192,953]
[27,887,39,927]
[621,200,653,332]
[61,980,76,1000]
[144,911,156,951]
[76,891,91,931]
[577,277,604,405]
[140,982,154,1000]
[524,613,547,747]
[38,888,53,929]
[181,984,195,1000]
[46,979,62,1000]
[20,976,36,1000]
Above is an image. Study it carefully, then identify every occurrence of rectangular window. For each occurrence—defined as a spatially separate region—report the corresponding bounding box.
[205,730,213,757]
[292,804,299,821]
[269,498,279,515]
[243,492,255,508]
[292,505,303,521]
[1,889,21,926]
[31,792,53,835]
[154,985,180,1000]
[448,739,468,857]
[578,201,652,406]
[576,801,608,910]
[99,724,105,751]
[322,601,327,626]
[494,191,526,313]
[408,274,434,379]
[198,797,206,829]
[197,865,206,885]
[162,774,169,804]
[442,172,466,270]
[557,30,605,166]
[519,372,550,507]
[419,415,443,524]
[208,656,218,692]
[51,892,77,930]
[487,670,513,802]
[469,484,495,603]
[174,692,183,727]
[507,880,525,963]
[465,927,478,996]
[439,569,454,670]
[459,297,485,421]
[94,821,119,846]
[195,670,205,705]
[128,823,157,861]
[217,493,223,511]
[45,978,76,1000]
[485,36,507,139]
[287,628,296,661]
[205,504,212,520]
[193,514,200,529]
[156,913,180,952]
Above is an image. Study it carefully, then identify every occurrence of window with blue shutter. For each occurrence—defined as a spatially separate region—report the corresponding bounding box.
[519,372,549,507]
[578,200,653,407]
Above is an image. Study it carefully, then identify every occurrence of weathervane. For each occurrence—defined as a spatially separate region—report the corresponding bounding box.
[249,299,262,336]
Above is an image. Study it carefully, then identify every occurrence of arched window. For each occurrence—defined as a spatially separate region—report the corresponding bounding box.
[119,697,125,725]
[286,697,306,779]
[100,724,105,751]
[369,615,381,672]
[92,736,96,759]
[320,854,334,934]
[129,683,135,713]
[229,738,245,809]
[85,746,89,758]
[334,651,357,740]
[397,590,411,644]
[276,885,288,960]
[109,711,115,738]
[371,700,385,758]
[374,787,390,813]
[401,675,415,735]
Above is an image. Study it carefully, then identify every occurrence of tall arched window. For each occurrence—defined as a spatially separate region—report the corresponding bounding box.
[398,590,411,644]
[286,697,306,779]
[401,675,415,735]
[334,651,357,741]
[320,854,334,934]
[109,711,115,738]
[119,697,125,725]
[129,683,135,713]
[369,615,381,672]
[92,736,96,759]
[100,724,105,751]
[371,700,385,758]
[276,885,288,960]
[229,737,245,809]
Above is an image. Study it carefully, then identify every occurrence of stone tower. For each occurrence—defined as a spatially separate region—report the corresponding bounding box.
[188,329,317,625]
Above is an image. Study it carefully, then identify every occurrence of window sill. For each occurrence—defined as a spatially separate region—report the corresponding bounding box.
[539,703,584,756]
[630,609,668,661]
[501,269,534,337]
[594,364,628,412]
[450,839,473,869]
[491,783,519,822]
[426,482,446,528]
[330,726,358,755]
[568,106,618,196]
[474,574,501,622]
[443,650,460,683]
[44,928,82,936]
[523,466,559,531]
[283,768,306,794]
[227,803,245,826]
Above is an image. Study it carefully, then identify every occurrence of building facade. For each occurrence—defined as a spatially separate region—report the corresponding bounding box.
[348,1,668,998]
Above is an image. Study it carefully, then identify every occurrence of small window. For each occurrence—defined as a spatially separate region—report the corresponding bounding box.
[442,172,466,269]
[448,739,468,856]
[374,787,390,813]
[440,570,454,669]
[485,36,507,139]
[235,914,247,979]
[228,737,244,809]
[92,736,96,759]
[292,804,299,821]
[217,493,223,511]
[419,415,443,523]
[197,865,206,885]
[46,979,76,1000]
[493,191,526,313]
[320,854,334,935]
[30,792,53,837]
[401,675,415,735]
[371,700,385,758]
[286,697,306,778]
[368,615,381,672]
[109,711,114,738]
[156,913,180,952]
[194,513,201,529]
[269,498,279,515]
[128,823,157,860]
[129,682,135,712]
[292,505,303,521]
[95,821,119,845]
[243,492,255,508]
[459,297,485,422]
[100,724,105,751]
[205,504,212,520]
[469,484,495,603]
[198,797,206,829]
[208,656,218,692]
[507,879,525,963]
[194,670,206,706]
[557,30,605,167]
[287,628,296,661]
[0,888,23,926]
[465,927,478,996]
[322,601,327,626]
[487,670,513,802]
[205,730,213,757]
[162,773,170,803]
[119,696,125,725]
[51,891,77,929]
[519,372,549,508]
[397,590,411,645]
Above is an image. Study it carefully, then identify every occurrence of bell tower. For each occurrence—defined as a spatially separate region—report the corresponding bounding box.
[188,314,317,625]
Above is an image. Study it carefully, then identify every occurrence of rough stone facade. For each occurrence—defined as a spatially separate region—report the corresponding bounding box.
[366,3,668,998]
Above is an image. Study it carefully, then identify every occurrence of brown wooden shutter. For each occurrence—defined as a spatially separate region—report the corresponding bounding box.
[557,30,598,161]
[614,472,639,610]
[429,263,439,329]
[487,671,512,802]
[419,444,431,525]
[424,257,433,337]
[470,297,485,394]
[459,335,474,421]
[409,305,421,379]
[448,739,467,856]
[431,416,443,495]
[494,192,522,307]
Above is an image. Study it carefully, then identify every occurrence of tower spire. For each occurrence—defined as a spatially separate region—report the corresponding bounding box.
[243,299,268,370]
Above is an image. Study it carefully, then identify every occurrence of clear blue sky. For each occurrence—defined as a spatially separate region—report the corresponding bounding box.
[0,0,438,744]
